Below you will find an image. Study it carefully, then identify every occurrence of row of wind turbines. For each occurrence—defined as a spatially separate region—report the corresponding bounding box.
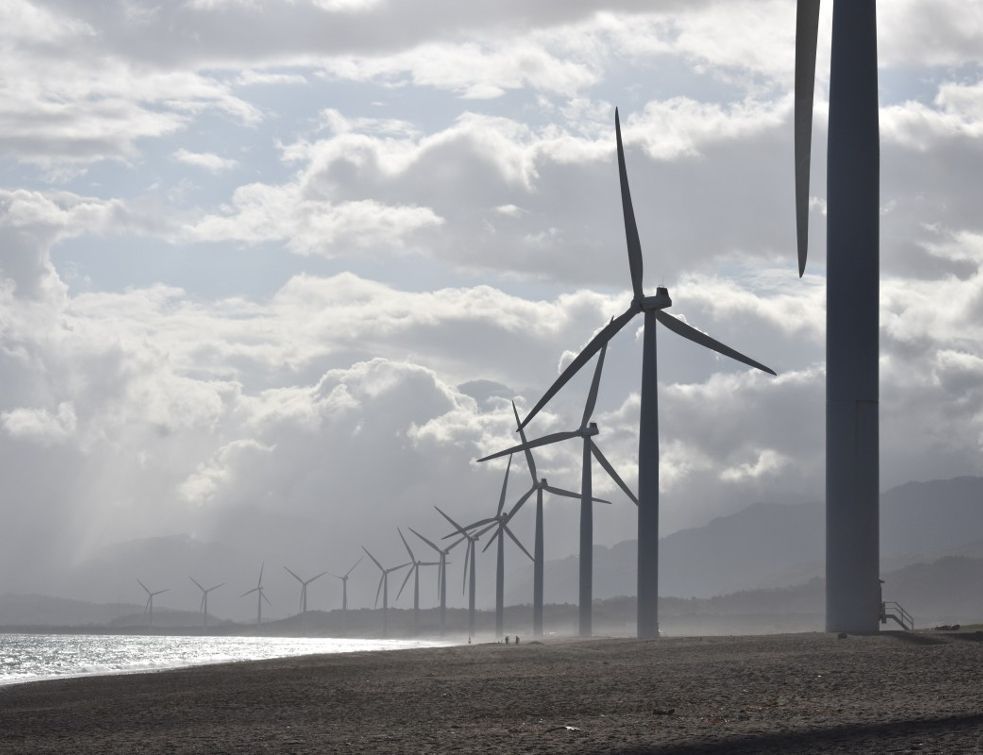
[136,107,777,641]
[138,0,886,638]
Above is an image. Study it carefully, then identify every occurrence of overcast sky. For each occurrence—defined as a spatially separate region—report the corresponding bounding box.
[1,0,981,604]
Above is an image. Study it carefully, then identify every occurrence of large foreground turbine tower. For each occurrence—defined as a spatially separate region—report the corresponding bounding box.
[795,0,881,633]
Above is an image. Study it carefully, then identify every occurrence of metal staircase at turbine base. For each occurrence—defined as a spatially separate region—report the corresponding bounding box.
[881,601,914,631]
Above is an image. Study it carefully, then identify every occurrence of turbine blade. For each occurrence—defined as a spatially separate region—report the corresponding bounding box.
[241,587,258,597]
[345,556,363,577]
[582,338,609,426]
[435,506,467,537]
[375,575,384,607]
[590,442,638,504]
[615,108,645,301]
[795,0,821,277]
[258,562,264,585]
[520,306,637,429]
[284,566,303,583]
[481,527,503,554]
[189,577,204,592]
[654,310,776,376]
[137,579,149,594]
[512,400,537,484]
[478,431,580,463]
[475,521,498,539]
[397,527,416,563]
[464,516,497,531]
[504,524,534,562]
[395,565,414,602]
[496,455,512,517]
[361,546,385,572]
[310,571,329,583]
[408,527,440,553]
[209,583,225,592]
[462,543,471,594]
[262,592,272,607]
[543,484,611,504]
[506,486,536,522]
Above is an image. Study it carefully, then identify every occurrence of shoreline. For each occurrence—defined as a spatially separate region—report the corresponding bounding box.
[0,633,454,690]
[2,632,982,753]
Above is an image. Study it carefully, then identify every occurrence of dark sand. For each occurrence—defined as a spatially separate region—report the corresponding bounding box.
[2,632,983,753]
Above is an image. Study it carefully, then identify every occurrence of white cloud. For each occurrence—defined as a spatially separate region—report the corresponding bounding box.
[173,148,240,173]
[1,402,77,445]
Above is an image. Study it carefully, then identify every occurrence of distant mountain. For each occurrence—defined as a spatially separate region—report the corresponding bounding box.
[506,476,983,603]
[0,594,141,626]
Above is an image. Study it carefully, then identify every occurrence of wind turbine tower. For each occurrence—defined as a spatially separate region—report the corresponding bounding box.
[795,0,881,634]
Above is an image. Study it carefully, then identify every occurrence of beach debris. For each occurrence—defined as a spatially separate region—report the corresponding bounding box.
[652,708,674,716]
[933,624,961,631]
[544,725,583,734]
[837,632,848,639]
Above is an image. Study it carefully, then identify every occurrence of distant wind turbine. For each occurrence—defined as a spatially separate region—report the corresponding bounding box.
[395,528,440,634]
[480,343,633,637]
[362,546,410,637]
[517,109,776,638]
[284,566,329,614]
[436,506,483,640]
[331,556,362,612]
[137,579,168,629]
[462,456,534,638]
[408,525,465,636]
[241,562,271,626]
[189,577,224,630]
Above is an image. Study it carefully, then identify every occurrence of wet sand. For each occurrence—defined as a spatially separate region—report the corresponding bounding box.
[2,632,982,753]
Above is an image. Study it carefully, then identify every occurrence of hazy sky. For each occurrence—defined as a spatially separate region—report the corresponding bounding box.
[1,0,982,602]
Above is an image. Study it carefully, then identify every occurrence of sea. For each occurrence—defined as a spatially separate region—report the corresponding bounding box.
[0,633,446,687]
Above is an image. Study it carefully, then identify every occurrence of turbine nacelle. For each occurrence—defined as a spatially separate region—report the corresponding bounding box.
[639,287,672,312]
[579,421,600,437]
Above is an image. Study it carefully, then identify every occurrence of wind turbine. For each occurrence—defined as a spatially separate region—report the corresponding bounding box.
[486,400,609,636]
[436,506,483,640]
[480,349,632,637]
[462,456,534,638]
[408,526,465,636]
[241,562,271,626]
[395,528,440,634]
[331,556,362,612]
[137,579,168,629]
[517,109,776,639]
[362,546,410,637]
[795,0,880,633]
[189,577,224,630]
[284,567,329,614]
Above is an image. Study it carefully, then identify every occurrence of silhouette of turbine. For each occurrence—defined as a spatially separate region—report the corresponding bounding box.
[460,456,533,638]
[795,0,881,633]
[517,109,776,638]
[137,579,168,629]
[362,546,410,637]
[331,556,362,612]
[284,566,328,614]
[394,528,440,635]
[408,526,464,636]
[241,562,271,626]
[436,506,483,640]
[480,347,629,637]
[189,577,224,630]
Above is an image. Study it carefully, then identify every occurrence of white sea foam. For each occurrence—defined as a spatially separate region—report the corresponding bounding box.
[0,633,446,687]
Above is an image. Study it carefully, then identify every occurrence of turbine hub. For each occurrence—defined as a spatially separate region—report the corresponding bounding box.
[582,422,600,437]
[640,287,672,311]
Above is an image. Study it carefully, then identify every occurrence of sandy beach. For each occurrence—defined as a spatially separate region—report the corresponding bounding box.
[1,632,982,753]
